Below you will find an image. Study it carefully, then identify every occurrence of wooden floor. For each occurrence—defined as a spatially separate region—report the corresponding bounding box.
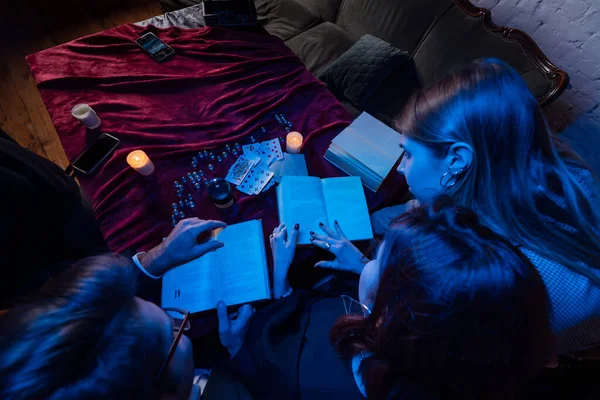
[0,0,163,168]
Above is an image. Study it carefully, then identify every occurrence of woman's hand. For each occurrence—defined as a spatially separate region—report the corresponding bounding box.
[217,301,255,358]
[140,218,227,276]
[311,220,369,274]
[270,223,299,297]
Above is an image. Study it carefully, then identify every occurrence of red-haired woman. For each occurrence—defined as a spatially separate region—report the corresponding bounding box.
[205,201,552,399]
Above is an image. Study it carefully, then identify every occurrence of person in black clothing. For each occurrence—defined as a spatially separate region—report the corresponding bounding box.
[203,200,554,399]
[0,218,228,400]
[0,129,108,308]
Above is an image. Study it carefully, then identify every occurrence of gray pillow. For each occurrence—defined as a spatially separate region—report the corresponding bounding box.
[319,34,410,107]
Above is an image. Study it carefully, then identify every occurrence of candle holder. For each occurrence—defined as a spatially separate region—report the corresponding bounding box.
[206,177,234,209]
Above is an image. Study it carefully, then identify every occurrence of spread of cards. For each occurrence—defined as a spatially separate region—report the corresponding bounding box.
[225,138,284,195]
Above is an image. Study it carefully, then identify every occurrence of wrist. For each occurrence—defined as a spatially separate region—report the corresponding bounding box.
[139,246,168,277]
[273,261,291,284]
[273,278,291,298]
[226,344,242,359]
[352,255,370,274]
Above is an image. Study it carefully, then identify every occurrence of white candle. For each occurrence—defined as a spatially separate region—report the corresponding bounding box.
[127,150,155,176]
[286,131,303,154]
[71,104,101,129]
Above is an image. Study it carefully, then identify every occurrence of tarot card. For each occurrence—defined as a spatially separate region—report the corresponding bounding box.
[261,138,284,161]
[245,142,272,165]
[236,179,254,195]
[262,177,276,192]
[225,152,260,185]
[242,143,261,156]
[251,168,275,194]
[238,162,274,195]
[268,153,308,183]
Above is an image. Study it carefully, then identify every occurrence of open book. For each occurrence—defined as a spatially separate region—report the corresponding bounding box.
[276,176,373,245]
[161,219,270,313]
[325,112,404,192]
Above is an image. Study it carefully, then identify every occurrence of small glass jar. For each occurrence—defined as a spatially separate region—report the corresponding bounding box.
[206,178,234,209]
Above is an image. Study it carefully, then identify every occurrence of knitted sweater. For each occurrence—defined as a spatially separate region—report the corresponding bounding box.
[370,169,600,353]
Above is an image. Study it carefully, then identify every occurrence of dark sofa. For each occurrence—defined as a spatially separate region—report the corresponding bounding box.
[158,0,569,124]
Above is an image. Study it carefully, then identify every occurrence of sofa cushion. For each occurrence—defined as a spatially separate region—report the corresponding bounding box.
[285,22,355,77]
[296,0,343,23]
[412,4,551,99]
[362,61,422,126]
[255,0,320,40]
[319,34,410,108]
[335,0,454,55]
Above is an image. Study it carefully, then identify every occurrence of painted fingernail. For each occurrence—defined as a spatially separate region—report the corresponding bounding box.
[334,220,339,225]
[309,230,315,236]
[319,222,324,227]
[294,223,299,230]
[310,237,314,241]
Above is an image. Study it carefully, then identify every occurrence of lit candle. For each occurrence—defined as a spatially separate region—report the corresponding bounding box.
[286,131,303,154]
[71,104,101,129]
[127,150,155,176]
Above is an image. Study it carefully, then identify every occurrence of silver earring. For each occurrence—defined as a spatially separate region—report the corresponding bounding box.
[440,168,465,188]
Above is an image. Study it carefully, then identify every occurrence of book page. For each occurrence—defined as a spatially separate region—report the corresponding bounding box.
[322,176,373,241]
[277,176,329,245]
[161,252,217,313]
[161,220,270,313]
[325,146,381,192]
[214,219,270,306]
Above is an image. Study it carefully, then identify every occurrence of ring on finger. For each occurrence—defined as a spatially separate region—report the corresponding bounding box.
[325,242,331,250]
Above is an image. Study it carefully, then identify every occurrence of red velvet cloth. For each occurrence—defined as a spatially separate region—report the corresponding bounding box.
[26,24,407,261]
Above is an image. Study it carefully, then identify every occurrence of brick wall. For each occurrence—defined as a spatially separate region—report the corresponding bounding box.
[472,0,600,129]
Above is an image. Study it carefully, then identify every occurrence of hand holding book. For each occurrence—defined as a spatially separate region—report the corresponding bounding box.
[161,220,271,313]
[270,222,300,297]
[217,301,255,358]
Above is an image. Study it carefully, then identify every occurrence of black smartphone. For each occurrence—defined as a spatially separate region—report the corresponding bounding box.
[135,32,175,63]
[72,133,120,175]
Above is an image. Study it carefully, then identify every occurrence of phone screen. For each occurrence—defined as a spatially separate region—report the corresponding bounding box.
[141,35,168,55]
[137,33,173,61]
[73,134,120,174]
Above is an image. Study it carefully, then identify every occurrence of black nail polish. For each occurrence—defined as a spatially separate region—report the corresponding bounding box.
[310,237,314,241]
[319,222,323,227]
[294,223,299,230]
[309,230,315,235]
[334,220,338,225]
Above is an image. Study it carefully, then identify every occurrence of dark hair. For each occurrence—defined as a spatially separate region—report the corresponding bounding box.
[331,199,552,399]
[0,254,168,400]
[395,58,600,282]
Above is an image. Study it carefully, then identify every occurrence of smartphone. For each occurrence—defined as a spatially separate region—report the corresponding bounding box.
[135,32,175,63]
[72,133,120,175]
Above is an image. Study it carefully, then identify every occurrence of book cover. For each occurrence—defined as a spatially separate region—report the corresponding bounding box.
[325,112,404,191]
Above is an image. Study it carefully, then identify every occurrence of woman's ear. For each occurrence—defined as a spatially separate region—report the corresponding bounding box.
[444,142,473,172]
